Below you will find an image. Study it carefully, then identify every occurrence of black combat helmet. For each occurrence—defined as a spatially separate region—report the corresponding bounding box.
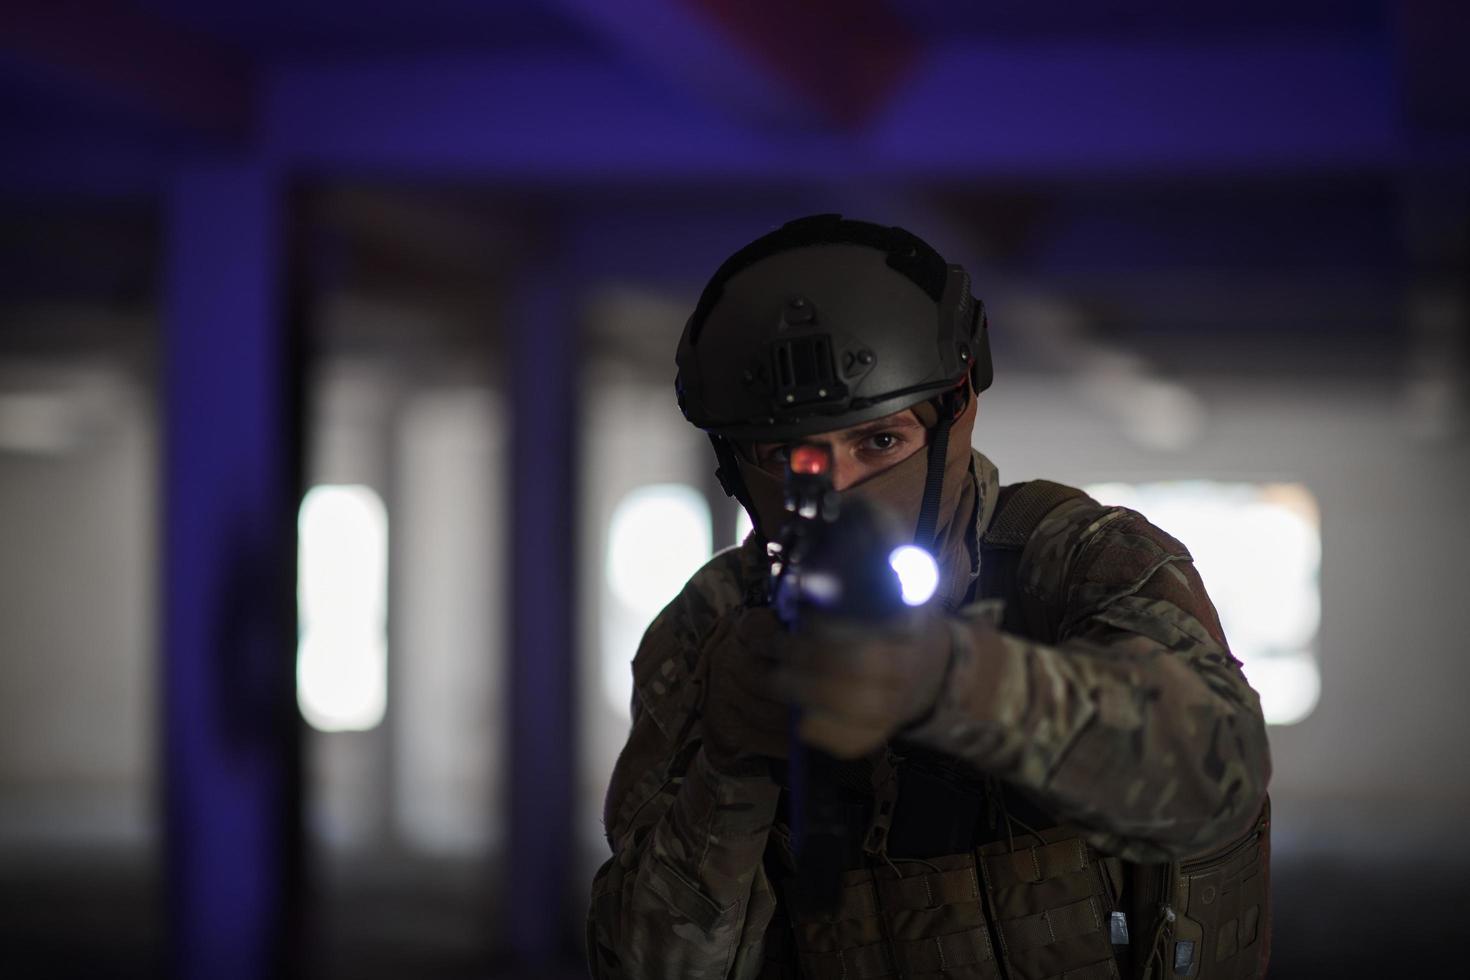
[675,214,992,545]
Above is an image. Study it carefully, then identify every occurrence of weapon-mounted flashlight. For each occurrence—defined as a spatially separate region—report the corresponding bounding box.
[889,545,940,606]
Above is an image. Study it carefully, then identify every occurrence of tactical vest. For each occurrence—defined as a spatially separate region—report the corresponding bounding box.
[757,481,1271,980]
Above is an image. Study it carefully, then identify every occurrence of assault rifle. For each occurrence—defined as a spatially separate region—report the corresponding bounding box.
[769,443,937,911]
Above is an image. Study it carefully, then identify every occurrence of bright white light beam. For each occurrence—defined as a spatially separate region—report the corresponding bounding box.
[889,545,939,606]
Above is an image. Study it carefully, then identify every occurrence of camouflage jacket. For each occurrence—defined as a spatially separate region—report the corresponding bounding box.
[587,451,1271,980]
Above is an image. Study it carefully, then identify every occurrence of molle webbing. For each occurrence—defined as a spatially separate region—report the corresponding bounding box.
[777,854,1005,980]
[982,480,1088,551]
[978,828,1122,980]
[770,832,1126,980]
[978,480,1087,635]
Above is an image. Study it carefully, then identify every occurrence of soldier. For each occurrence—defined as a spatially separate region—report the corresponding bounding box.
[588,215,1272,980]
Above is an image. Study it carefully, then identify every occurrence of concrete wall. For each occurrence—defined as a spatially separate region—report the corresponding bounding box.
[0,370,156,849]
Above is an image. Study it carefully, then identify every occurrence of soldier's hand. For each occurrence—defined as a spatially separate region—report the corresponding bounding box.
[701,605,790,772]
[771,607,954,759]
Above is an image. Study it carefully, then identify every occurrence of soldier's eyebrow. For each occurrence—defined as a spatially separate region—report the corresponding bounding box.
[842,416,923,441]
[749,414,921,458]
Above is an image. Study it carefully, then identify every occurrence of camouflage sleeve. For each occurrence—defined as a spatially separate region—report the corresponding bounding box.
[906,498,1272,863]
[587,549,782,980]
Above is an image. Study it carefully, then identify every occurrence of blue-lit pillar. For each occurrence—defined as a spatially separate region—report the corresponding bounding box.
[162,161,302,980]
[506,268,578,964]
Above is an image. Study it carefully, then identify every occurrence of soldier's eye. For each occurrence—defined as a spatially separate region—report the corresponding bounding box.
[865,432,900,453]
[759,444,791,467]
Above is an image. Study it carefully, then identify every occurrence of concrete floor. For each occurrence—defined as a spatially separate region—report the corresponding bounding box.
[3,846,1467,979]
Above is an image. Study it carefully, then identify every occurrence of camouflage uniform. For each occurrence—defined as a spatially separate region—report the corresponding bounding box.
[587,451,1272,980]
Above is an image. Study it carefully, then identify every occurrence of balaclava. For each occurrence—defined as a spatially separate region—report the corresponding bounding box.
[735,388,980,609]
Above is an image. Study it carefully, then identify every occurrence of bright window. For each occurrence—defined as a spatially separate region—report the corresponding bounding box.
[602,484,712,714]
[735,506,754,546]
[1085,481,1322,726]
[297,484,389,732]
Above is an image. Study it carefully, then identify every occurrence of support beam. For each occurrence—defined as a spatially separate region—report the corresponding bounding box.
[264,40,1407,180]
[506,261,579,964]
[873,40,1403,176]
[163,161,301,980]
[553,0,915,128]
[681,0,914,127]
[0,0,252,142]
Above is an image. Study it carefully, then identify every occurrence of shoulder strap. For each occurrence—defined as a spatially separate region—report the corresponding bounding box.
[982,479,1088,551]
[977,480,1088,627]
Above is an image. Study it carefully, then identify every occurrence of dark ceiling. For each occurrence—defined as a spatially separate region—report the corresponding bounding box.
[0,0,1462,383]
[130,0,594,58]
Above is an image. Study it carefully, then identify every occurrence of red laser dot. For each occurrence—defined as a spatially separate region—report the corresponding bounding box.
[790,444,831,475]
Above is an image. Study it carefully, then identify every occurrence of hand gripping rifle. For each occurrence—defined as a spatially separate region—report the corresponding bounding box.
[769,443,937,911]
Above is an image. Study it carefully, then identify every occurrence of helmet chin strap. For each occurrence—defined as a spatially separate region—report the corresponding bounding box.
[709,434,755,520]
[913,388,965,550]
